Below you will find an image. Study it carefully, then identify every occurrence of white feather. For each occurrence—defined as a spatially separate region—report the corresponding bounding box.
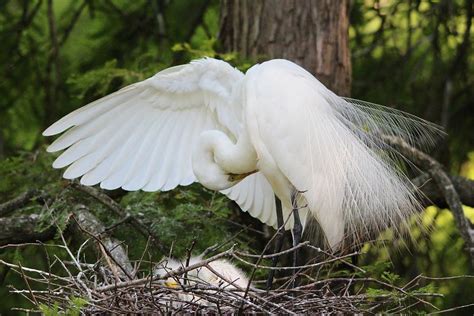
[121,111,173,190]
[244,59,441,248]
[45,57,442,250]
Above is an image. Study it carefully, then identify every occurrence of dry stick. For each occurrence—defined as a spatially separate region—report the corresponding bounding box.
[58,225,83,273]
[72,183,167,253]
[184,239,196,285]
[384,136,474,265]
[40,241,53,307]
[234,241,309,259]
[103,215,132,234]
[430,303,474,314]
[133,236,152,278]
[0,242,66,250]
[203,264,295,315]
[99,243,121,282]
[289,276,440,310]
[200,227,249,257]
[76,239,91,266]
[11,307,41,314]
[232,250,359,270]
[191,266,273,315]
[0,259,70,282]
[305,244,366,273]
[71,213,133,280]
[238,208,295,315]
[18,262,39,307]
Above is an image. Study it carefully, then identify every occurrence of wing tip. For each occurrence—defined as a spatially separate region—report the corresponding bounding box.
[43,121,70,137]
[43,126,58,137]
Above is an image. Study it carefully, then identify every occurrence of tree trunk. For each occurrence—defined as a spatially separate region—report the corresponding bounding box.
[219,0,351,96]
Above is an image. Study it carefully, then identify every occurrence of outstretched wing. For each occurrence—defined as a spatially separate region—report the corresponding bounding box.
[44,58,277,227]
[44,58,242,191]
[246,59,443,249]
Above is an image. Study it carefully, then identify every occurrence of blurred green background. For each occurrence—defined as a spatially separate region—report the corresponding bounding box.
[0,0,473,313]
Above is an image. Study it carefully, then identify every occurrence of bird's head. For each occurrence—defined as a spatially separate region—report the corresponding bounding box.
[154,258,184,288]
[227,171,257,183]
[193,130,257,191]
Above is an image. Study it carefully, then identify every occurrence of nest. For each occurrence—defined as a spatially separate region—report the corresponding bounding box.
[2,234,444,315]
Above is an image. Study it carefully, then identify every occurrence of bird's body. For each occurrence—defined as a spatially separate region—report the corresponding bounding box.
[154,256,250,308]
[155,256,249,290]
[44,58,441,250]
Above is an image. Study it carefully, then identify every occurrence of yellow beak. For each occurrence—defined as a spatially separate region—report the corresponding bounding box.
[164,278,179,288]
[228,170,257,182]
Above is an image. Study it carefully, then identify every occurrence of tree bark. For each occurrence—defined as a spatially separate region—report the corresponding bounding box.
[0,214,56,246]
[219,0,351,96]
[71,205,133,278]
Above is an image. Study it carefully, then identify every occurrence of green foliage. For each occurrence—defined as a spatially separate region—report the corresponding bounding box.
[116,186,240,259]
[39,296,88,316]
[67,60,146,101]
[172,39,237,61]
[350,0,474,165]
[381,271,400,284]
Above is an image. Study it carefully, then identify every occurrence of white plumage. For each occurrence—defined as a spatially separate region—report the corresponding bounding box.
[154,256,249,290]
[154,256,249,308]
[43,58,441,249]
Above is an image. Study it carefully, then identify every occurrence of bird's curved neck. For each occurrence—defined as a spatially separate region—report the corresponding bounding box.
[192,130,257,191]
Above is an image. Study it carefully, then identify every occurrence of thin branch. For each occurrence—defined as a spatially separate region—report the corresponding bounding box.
[385,135,474,265]
[0,214,56,246]
[0,189,45,217]
[59,1,88,46]
[71,207,133,279]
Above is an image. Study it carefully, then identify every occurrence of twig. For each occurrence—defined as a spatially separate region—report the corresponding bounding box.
[430,303,474,314]
[71,211,133,280]
[18,262,39,307]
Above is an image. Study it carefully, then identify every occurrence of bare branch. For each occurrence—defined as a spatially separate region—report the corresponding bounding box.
[0,189,46,217]
[0,214,55,246]
[385,136,474,264]
[413,173,474,208]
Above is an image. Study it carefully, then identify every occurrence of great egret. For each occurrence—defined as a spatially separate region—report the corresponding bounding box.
[43,57,440,252]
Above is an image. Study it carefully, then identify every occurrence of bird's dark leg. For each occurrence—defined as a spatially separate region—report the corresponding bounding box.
[266,196,284,290]
[291,190,302,288]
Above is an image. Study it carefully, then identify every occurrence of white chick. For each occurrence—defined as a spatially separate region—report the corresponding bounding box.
[154,255,250,309]
[155,255,249,290]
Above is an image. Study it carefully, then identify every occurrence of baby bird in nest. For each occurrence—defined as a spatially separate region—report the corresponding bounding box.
[154,255,250,309]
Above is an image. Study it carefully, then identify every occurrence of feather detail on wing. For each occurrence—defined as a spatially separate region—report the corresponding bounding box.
[44,58,244,191]
[247,59,443,249]
[44,58,281,229]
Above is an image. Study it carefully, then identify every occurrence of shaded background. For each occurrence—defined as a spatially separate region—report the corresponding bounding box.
[0,0,473,313]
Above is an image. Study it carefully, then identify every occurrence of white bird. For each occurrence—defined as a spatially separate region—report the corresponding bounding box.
[154,256,250,308]
[43,58,440,250]
[155,256,249,290]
